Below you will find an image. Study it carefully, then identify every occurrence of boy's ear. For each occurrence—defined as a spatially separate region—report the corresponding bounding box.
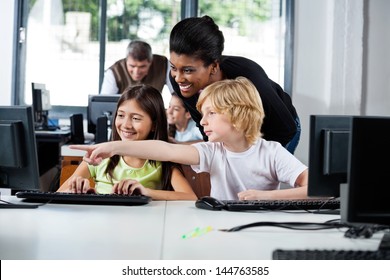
[185,111,192,120]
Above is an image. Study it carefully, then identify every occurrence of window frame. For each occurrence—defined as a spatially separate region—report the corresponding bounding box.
[12,0,294,119]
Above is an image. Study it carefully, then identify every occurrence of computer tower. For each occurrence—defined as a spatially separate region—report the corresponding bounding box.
[95,115,108,143]
[70,113,85,144]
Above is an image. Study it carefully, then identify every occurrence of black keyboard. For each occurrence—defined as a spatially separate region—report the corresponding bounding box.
[35,125,58,131]
[222,199,340,212]
[272,249,390,260]
[16,191,151,206]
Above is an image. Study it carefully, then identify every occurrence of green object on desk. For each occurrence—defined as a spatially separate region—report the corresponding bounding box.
[182,226,213,239]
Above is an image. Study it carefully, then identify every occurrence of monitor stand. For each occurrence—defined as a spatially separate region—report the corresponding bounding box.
[0,189,39,209]
[0,203,39,209]
[378,232,390,251]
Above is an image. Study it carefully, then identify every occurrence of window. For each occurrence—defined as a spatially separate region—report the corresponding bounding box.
[198,0,287,87]
[103,0,180,107]
[21,0,101,107]
[15,0,291,112]
[18,0,179,108]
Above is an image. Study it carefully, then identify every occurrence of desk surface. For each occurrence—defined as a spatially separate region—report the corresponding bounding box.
[162,201,382,260]
[0,197,165,260]
[0,197,383,260]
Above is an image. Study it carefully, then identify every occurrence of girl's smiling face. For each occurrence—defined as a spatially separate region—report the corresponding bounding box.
[115,99,153,141]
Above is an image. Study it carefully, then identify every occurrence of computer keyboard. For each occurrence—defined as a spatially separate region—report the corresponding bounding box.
[16,191,151,206]
[272,249,390,260]
[35,125,59,131]
[221,198,340,212]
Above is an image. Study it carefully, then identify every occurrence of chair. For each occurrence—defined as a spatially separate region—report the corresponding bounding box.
[181,165,211,198]
[59,156,95,188]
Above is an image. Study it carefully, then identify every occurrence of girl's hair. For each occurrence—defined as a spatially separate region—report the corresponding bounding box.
[169,15,224,67]
[106,84,177,190]
[196,77,265,145]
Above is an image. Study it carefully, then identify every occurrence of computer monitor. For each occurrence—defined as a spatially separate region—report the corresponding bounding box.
[341,116,390,226]
[0,106,40,193]
[31,82,54,130]
[308,115,353,198]
[87,94,120,135]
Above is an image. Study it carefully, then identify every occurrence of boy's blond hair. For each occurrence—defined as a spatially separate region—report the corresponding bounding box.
[196,76,265,145]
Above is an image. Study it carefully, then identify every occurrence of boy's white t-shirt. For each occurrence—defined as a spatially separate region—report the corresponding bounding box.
[192,139,307,200]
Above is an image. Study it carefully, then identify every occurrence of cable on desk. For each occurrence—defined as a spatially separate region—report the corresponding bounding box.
[220,221,349,232]
[220,220,390,239]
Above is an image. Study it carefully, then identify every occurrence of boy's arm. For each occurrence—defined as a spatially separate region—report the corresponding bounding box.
[70,140,200,166]
[237,169,309,200]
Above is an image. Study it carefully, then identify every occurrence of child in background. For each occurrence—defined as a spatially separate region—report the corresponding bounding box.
[71,77,308,201]
[167,93,203,143]
[58,85,197,201]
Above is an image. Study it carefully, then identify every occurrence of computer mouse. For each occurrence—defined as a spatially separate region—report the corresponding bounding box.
[195,196,226,211]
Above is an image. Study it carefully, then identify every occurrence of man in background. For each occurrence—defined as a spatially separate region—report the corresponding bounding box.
[100,40,172,94]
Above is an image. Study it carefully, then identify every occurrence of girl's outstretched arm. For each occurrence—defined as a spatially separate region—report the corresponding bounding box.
[70,140,200,166]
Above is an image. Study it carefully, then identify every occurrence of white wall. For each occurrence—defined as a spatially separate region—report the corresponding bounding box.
[0,1,15,105]
[364,0,390,115]
[293,0,390,164]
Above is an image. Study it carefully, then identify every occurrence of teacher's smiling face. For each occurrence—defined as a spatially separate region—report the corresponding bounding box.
[169,52,216,98]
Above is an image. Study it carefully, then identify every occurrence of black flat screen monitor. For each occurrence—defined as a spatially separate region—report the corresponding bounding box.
[342,116,390,226]
[308,115,352,198]
[31,82,46,111]
[0,106,40,192]
[87,94,120,135]
[31,82,54,130]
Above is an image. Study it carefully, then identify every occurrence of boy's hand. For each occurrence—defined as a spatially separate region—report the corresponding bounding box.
[70,143,115,166]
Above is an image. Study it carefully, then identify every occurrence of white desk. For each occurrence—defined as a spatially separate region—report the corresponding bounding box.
[0,197,383,260]
[162,201,382,259]
[0,196,166,260]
